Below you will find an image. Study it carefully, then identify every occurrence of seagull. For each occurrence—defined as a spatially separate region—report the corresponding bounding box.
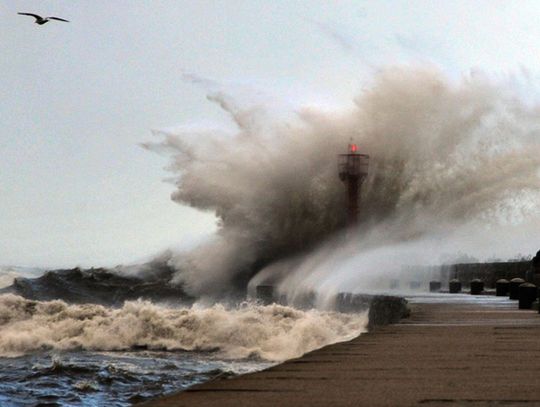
[18,12,69,25]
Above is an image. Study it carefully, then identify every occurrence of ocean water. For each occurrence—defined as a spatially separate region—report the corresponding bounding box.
[0,350,272,406]
[0,268,367,407]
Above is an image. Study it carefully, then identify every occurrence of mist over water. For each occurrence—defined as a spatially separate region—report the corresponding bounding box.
[145,67,540,300]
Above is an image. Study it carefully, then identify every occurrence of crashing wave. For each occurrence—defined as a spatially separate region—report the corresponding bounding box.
[0,260,192,306]
[144,67,540,298]
[0,294,367,361]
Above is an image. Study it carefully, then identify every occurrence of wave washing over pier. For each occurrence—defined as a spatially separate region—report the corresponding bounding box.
[1,66,539,406]
[143,67,540,301]
[0,286,366,405]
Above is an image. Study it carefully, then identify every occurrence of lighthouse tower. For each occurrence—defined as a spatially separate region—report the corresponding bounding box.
[338,143,369,226]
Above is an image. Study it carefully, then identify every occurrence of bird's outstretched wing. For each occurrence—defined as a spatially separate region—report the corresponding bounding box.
[18,12,43,21]
[48,17,70,22]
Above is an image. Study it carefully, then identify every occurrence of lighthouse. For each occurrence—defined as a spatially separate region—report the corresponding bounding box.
[338,143,369,226]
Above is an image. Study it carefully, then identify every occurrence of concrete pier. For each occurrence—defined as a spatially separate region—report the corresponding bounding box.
[142,297,540,407]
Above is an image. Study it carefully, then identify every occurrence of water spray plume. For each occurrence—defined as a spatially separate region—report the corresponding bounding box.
[144,66,540,300]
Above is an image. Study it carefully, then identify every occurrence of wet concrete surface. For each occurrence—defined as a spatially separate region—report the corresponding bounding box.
[142,296,540,406]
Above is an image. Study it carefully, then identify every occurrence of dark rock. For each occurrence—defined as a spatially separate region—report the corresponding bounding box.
[335,293,409,328]
[367,296,409,329]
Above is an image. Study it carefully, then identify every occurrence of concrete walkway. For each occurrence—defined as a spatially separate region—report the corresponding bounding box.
[143,296,540,406]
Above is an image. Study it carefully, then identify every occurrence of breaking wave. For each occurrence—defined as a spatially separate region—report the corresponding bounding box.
[144,67,540,298]
[0,294,366,361]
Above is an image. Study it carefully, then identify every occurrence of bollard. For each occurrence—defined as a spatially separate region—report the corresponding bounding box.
[336,292,352,312]
[509,278,525,300]
[429,281,442,292]
[538,288,540,314]
[449,279,462,294]
[256,285,274,305]
[336,293,371,313]
[470,279,484,295]
[496,279,509,296]
[349,294,372,313]
[409,281,422,290]
[518,283,537,309]
[292,291,316,309]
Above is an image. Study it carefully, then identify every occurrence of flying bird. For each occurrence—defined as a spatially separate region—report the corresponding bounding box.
[18,13,69,25]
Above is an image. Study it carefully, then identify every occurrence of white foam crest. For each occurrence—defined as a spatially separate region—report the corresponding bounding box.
[0,294,367,361]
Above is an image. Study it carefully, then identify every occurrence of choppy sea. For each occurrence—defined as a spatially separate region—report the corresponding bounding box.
[0,350,271,406]
[0,267,367,406]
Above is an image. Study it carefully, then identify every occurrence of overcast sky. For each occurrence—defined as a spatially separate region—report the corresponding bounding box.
[2,0,540,268]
